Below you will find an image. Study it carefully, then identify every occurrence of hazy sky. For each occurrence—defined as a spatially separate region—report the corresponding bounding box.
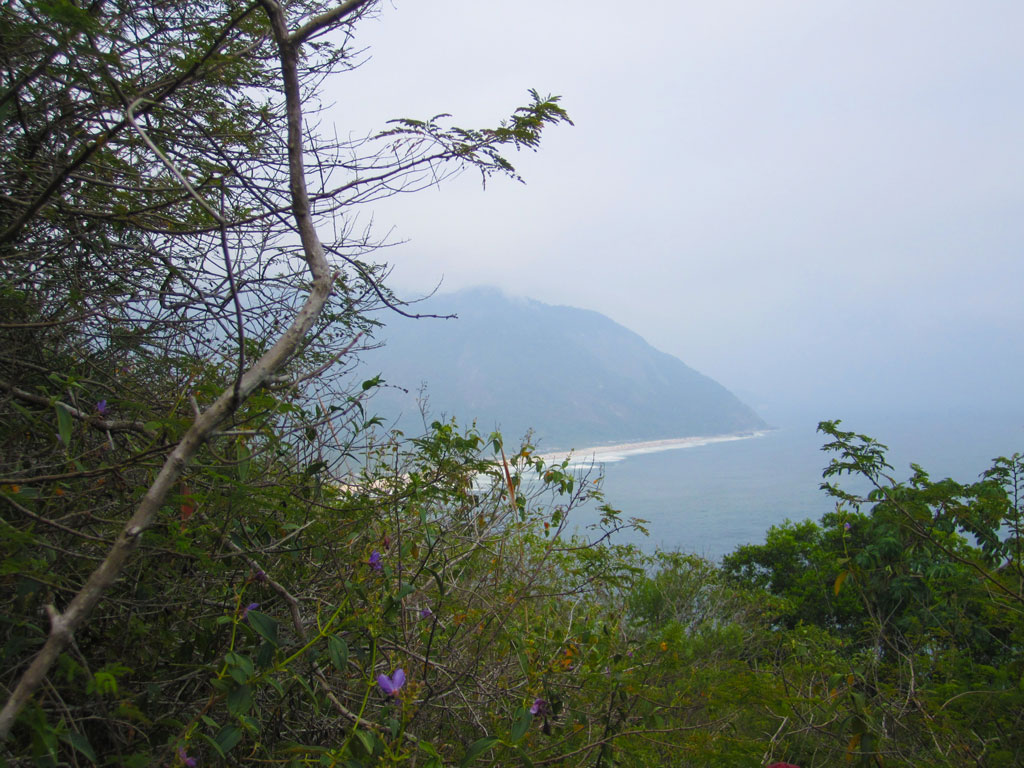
[325,1,1024,419]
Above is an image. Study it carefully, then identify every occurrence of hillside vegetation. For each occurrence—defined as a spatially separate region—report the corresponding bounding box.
[1,1,1021,766]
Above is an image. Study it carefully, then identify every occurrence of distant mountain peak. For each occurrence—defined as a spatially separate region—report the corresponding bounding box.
[363,288,766,450]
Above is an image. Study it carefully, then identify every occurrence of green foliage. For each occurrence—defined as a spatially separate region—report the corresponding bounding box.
[3,408,666,765]
[1,2,1020,762]
[380,90,573,186]
[721,421,1024,766]
[5,374,1022,768]
[722,516,864,631]
[1,0,576,760]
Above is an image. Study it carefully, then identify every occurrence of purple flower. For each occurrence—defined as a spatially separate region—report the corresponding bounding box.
[178,747,197,767]
[368,550,383,572]
[844,522,851,531]
[96,400,108,415]
[530,698,548,716]
[242,602,259,619]
[419,607,433,620]
[377,668,405,697]
[253,569,267,583]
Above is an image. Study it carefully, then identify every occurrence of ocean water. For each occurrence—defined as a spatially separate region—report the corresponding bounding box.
[563,410,1024,560]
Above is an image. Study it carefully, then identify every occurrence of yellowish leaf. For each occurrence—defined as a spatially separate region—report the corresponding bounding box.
[834,569,850,596]
[846,732,862,761]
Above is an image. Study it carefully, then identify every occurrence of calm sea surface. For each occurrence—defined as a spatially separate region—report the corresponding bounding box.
[566,409,1024,560]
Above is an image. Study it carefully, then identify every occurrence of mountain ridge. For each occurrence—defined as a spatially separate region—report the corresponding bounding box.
[361,287,767,450]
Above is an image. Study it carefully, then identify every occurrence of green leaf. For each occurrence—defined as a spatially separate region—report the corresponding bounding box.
[214,724,243,754]
[292,674,320,714]
[227,684,252,716]
[328,635,348,672]
[256,639,275,668]
[199,731,225,758]
[55,403,72,448]
[225,652,254,679]
[396,582,416,600]
[426,566,444,597]
[352,728,380,757]
[418,740,443,759]
[461,736,499,767]
[510,707,532,742]
[37,0,98,31]
[237,441,251,481]
[64,731,98,763]
[513,644,529,675]
[246,610,278,646]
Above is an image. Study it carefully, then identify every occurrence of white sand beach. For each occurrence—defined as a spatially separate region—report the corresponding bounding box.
[539,430,772,467]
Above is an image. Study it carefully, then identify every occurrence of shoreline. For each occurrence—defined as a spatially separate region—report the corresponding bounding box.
[538,429,773,466]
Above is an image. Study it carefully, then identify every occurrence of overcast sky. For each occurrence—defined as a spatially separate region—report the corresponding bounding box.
[324,0,1024,420]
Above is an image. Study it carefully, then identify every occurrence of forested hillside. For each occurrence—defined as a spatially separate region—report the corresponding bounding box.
[1,2,1021,767]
